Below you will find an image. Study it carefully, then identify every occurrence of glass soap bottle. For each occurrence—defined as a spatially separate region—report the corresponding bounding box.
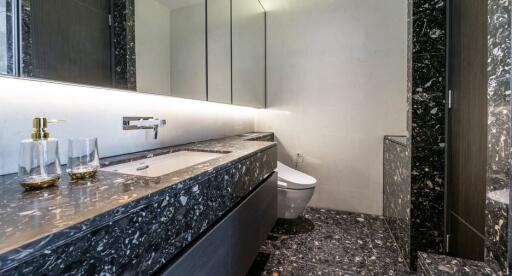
[18,117,64,190]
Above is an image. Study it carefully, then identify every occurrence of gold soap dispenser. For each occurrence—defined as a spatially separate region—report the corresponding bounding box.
[18,117,64,190]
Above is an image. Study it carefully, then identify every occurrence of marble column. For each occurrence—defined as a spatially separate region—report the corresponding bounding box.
[407,0,447,269]
[485,0,511,274]
[385,0,447,269]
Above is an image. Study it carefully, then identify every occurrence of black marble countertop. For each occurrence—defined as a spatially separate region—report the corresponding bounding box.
[418,252,497,275]
[384,135,408,147]
[0,132,275,271]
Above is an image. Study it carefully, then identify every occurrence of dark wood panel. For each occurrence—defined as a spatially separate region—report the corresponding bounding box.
[160,173,277,276]
[448,0,487,260]
[28,0,112,87]
[449,212,485,260]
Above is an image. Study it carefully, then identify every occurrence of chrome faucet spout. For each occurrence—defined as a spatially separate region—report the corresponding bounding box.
[123,116,166,140]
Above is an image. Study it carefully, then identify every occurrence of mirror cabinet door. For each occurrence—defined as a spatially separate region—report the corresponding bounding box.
[135,0,172,96]
[168,0,207,101]
[232,0,265,108]
[136,0,207,99]
[207,0,231,104]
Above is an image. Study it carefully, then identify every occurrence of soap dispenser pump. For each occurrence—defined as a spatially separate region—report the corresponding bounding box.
[18,117,64,190]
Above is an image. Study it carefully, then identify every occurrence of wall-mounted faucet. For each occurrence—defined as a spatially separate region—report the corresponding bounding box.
[123,116,167,139]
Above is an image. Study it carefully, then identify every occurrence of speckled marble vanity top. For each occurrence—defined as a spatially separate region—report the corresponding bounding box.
[0,132,276,274]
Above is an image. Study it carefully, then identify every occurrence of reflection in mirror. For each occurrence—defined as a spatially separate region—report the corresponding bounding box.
[207,0,231,104]
[135,0,170,95]
[0,0,13,75]
[168,0,206,100]
[19,0,206,100]
[21,0,131,89]
[135,0,206,98]
[232,0,265,108]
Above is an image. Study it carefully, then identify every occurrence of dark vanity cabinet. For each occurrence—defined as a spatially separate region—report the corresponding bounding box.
[160,172,277,276]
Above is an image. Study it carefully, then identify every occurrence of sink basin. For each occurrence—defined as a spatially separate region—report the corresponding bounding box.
[100,150,226,177]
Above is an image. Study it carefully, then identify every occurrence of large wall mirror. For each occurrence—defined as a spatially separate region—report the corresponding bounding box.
[0,0,265,108]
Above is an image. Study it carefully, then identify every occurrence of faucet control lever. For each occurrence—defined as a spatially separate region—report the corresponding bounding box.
[123,116,166,139]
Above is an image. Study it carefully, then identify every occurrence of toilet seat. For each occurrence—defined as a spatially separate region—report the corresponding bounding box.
[276,162,316,190]
[276,162,317,219]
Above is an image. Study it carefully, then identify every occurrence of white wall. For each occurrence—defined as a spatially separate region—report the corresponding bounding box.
[256,0,408,215]
[0,77,255,175]
[135,0,171,96]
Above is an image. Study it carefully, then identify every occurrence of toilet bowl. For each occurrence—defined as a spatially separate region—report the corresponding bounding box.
[276,161,316,219]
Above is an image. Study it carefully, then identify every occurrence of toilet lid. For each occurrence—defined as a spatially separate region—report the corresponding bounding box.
[276,161,316,190]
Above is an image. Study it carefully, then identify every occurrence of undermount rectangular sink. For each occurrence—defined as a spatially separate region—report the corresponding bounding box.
[101,150,227,177]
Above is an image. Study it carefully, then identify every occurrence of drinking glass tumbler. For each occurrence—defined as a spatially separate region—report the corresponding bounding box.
[67,138,100,180]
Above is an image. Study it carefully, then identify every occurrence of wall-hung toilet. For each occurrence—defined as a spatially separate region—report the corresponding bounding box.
[276,161,317,219]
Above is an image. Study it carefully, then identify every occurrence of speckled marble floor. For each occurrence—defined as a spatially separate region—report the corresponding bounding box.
[247,208,412,276]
